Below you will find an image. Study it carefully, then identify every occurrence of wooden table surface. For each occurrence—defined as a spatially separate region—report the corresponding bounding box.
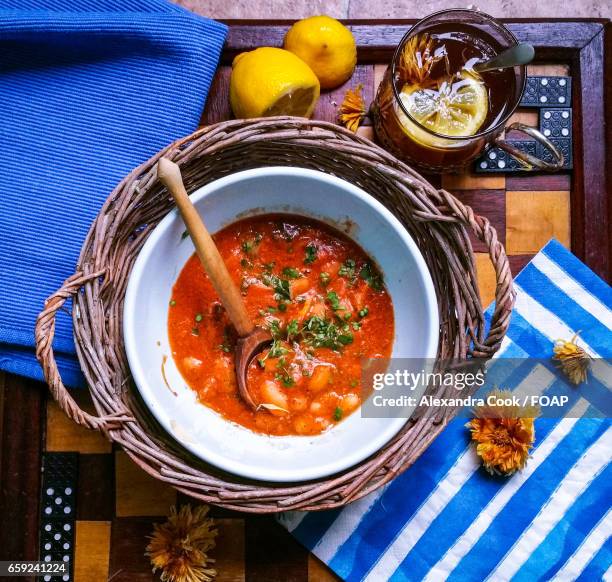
[0,18,610,582]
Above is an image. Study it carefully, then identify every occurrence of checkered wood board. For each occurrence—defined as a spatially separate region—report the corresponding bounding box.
[44,391,339,582]
[31,61,573,582]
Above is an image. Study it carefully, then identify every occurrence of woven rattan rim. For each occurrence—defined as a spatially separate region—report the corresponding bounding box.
[35,117,514,512]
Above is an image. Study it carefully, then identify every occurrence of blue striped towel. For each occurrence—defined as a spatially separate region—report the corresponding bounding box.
[0,0,227,387]
[279,239,612,581]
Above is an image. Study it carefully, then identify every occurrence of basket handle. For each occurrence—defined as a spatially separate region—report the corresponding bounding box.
[35,271,132,433]
[438,188,515,355]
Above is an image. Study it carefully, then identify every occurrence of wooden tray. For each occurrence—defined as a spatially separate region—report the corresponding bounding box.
[0,18,609,582]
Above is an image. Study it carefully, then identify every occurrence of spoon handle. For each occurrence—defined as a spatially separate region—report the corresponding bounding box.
[157,158,254,338]
[474,42,535,74]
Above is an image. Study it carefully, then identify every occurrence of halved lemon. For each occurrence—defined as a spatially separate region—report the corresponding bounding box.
[399,71,488,138]
[229,47,320,119]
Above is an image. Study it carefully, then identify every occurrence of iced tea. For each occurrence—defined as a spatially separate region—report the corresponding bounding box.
[372,11,524,171]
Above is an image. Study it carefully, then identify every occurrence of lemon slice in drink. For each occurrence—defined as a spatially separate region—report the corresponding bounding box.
[399,71,488,138]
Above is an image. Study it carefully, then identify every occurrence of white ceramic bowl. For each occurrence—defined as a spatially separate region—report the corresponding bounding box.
[123,167,439,482]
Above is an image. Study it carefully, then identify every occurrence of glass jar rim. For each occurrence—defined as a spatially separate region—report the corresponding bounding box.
[390,8,527,141]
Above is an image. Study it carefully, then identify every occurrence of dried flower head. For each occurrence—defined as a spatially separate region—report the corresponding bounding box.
[339,84,366,133]
[553,333,591,385]
[396,33,445,88]
[146,505,217,582]
[467,389,539,476]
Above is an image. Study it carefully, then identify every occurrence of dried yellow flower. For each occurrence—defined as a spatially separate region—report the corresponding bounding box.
[396,33,444,88]
[146,505,217,582]
[553,333,591,385]
[338,84,366,133]
[467,389,539,476]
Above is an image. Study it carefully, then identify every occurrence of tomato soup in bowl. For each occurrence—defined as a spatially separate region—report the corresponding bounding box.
[168,215,394,437]
[124,167,438,482]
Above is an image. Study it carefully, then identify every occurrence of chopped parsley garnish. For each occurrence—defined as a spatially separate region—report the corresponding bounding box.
[263,261,276,273]
[358,306,369,318]
[267,318,282,339]
[262,272,291,301]
[241,233,262,255]
[360,263,383,291]
[319,272,331,287]
[195,313,203,322]
[278,302,287,312]
[275,371,295,387]
[304,244,317,264]
[269,342,289,358]
[326,291,342,311]
[169,299,176,307]
[286,319,299,340]
[240,258,252,269]
[282,267,301,279]
[338,258,356,281]
[333,407,343,421]
[352,321,361,330]
[301,316,353,350]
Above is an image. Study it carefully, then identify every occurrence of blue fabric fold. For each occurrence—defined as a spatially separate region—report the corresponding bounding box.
[0,0,227,385]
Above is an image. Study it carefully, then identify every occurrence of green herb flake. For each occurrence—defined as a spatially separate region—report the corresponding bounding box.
[326,291,342,312]
[275,371,295,387]
[262,272,291,301]
[319,272,331,287]
[269,341,288,358]
[282,267,301,279]
[181,230,189,240]
[263,261,276,273]
[194,313,203,322]
[278,302,287,312]
[286,319,299,340]
[169,299,176,307]
[360,263,383,291]
[338,258,356,281]
[350,378,359,387]
[267,318,282,339]
[333,407,343,421]
[352,321,362,331]
[304,244,317,264]
[358,307,369,318]
[301,316,353,350]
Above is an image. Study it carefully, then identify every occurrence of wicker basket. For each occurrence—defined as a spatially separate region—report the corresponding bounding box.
[35,117,514,513]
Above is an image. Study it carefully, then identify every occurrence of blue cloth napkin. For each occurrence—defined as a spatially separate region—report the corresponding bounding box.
[0,0,227,386]
[279,240,612,581]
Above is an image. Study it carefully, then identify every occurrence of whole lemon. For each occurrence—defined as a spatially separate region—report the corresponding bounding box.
[229,47,320,119]
[284,15,357,90]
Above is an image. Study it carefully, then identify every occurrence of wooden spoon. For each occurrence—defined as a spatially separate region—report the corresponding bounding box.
[156,158,271,410]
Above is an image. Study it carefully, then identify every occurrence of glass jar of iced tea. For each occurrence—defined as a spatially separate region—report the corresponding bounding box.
[371,9,563,172]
